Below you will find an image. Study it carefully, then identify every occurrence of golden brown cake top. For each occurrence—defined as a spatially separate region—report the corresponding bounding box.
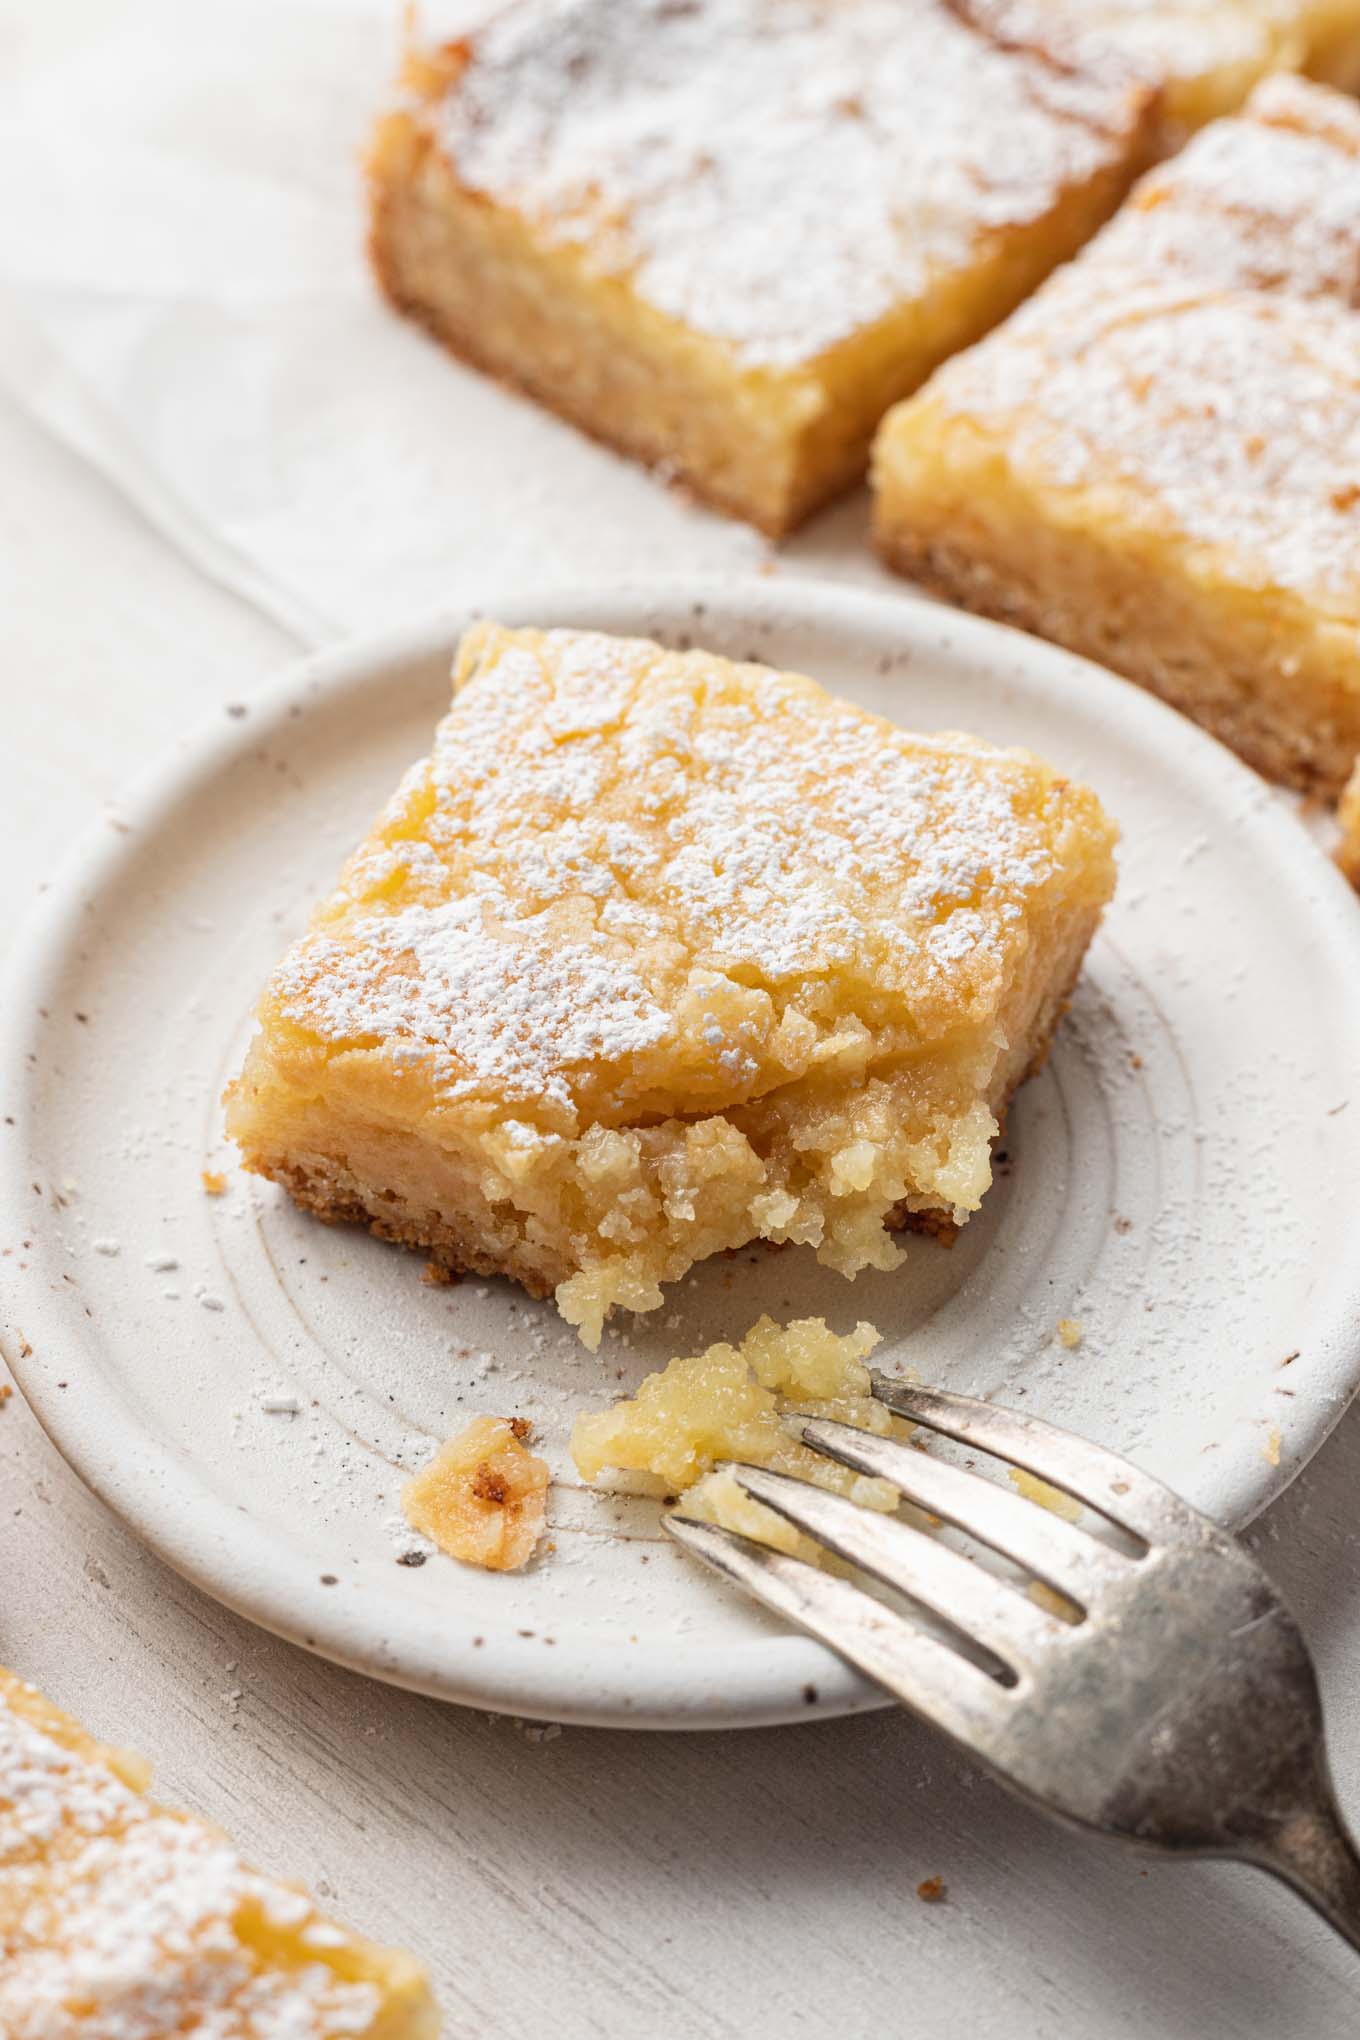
[0,1669,431,2037]
[264,625,1115,1135]
[416,0,1150,368]
[908,77,1360,615]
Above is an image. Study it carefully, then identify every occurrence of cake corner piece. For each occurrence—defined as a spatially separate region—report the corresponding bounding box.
[228,622,1117,1347]
[0,1666,439,2036]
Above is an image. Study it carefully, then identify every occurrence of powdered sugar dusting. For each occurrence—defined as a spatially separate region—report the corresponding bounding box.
[959,0,1308,105]
[292,897,674,1112]
[0,1682,386,2038]
[1087,75,1360,304]
[430,0,1146,366]
[918,77,1360,611]
[267,625,1102,1127]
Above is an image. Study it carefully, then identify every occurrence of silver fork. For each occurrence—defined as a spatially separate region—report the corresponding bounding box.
[665,1377,1360,1950]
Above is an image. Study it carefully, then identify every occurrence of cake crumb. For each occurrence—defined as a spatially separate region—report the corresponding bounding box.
[517,1720,563,1745]
[573,1316,901,1563]
[917,1876,948,1903]
[1056,1316,1083,1349]
[1010,1468,1081,1521]
[421,1259,459,1286]
[1029,1578,1081,1624]
[403,1415,548,1571]
[1263,1426,1282,1467]
[0,1384,11,1410]
[201,1170,227,1196]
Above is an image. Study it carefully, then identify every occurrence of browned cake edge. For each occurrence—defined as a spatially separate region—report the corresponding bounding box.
[876,518,1360,798]
[366,112,823,537]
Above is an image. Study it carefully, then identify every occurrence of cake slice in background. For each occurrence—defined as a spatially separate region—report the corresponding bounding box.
[874,76,1360,797]
[367,0,1157,534]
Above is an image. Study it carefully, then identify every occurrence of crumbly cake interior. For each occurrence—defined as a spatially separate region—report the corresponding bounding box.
[957,0,1360,135]
[874,75,1360,794]
[571,1315,907,1563]
[0,1668,437,2039]
[369,0,1155,533]
[227,625,1117,1348]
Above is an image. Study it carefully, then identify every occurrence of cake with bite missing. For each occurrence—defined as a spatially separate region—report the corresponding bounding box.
[227,623,1117,1348]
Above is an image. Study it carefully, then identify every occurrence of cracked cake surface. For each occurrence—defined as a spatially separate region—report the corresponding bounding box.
[874,75,1360,795]
[227,623,1117,1346]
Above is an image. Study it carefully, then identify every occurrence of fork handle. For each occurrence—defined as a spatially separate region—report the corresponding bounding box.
[1249,1790,1360,1954]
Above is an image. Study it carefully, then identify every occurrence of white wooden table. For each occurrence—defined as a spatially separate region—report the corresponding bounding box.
[5,7,1360,2029]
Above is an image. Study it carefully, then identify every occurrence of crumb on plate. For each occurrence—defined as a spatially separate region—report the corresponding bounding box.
[402,1414,548,1571]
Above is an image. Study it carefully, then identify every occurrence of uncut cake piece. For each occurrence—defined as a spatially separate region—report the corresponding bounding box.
[0,1668,438,2038]
[366,0,1157,536]
[228,626,1116,1348]
[955,0,1360,138]
[874,76,1360,796]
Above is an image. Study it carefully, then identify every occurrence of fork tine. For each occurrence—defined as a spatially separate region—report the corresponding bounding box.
[872,1377,1193,1542]
[800,1418,1130,1602]
[724,1464,1072,1675]
[664,1513,1015,1746]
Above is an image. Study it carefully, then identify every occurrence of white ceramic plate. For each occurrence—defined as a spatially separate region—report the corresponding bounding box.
[5,580,1360,1729]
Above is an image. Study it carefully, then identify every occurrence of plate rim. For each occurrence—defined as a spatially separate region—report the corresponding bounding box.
[5,573,1360,1729]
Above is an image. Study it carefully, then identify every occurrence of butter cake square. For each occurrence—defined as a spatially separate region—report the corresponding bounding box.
[227,625,1117,1347]
[956,0,1360,136]
[366,0,1156,536]
[874,76,1360,795]
[0,1669,438,2037]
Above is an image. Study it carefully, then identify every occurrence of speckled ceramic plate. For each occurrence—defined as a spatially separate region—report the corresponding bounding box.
[5,579,1360,1728]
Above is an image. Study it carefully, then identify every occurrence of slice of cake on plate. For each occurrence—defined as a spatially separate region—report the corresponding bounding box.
[874,75,1360,795]
[227,624,1117,1347]
[0,1668,438,2037]
[367,0,1157,535]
